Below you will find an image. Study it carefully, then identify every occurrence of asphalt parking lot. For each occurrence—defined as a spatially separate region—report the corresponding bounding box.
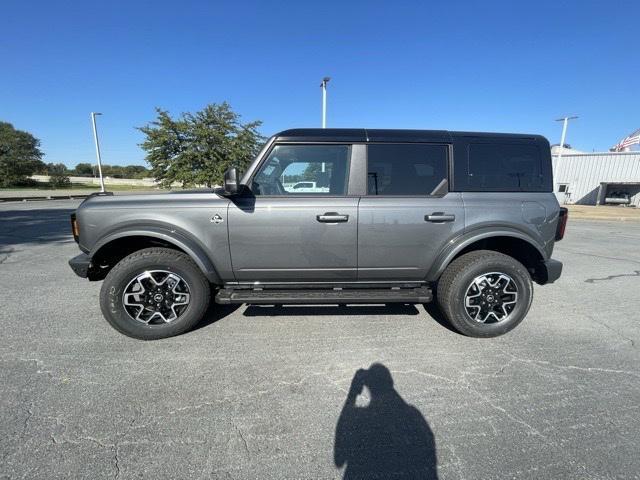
[1,199,639,479]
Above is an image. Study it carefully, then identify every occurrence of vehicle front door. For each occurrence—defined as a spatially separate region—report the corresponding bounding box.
[228,143,358,282]
[357,143,465,280]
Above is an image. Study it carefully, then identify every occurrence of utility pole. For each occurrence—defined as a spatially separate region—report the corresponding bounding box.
[90,112,106,193]
[320,77,331,175]
[555,116,578,162]
[320,77,331,128]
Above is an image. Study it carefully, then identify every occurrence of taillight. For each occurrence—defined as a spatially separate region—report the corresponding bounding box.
[70,213,79,243]
[555,207,568,241]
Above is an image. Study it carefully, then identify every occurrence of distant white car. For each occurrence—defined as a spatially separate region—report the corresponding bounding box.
[289,181,330,193]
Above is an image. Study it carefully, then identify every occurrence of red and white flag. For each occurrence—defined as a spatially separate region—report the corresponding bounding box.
[612,128,640,151]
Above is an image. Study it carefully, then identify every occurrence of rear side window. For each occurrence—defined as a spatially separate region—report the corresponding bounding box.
[462,143,547,192]
[367,144,448,195]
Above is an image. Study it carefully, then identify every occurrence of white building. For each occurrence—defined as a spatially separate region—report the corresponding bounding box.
[552,151,640,206]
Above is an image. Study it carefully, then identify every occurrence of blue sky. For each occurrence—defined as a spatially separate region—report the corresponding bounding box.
[1,0,638,167]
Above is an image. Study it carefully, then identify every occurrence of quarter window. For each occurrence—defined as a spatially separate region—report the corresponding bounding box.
[367,144,448,195]
[465,143,545,191]
[252,145,350,196]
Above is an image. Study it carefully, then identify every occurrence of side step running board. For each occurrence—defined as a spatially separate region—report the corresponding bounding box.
[215,287,432,305]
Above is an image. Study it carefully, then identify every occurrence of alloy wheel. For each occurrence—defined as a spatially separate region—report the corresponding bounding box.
[122,270,191,324]
[464,272,518,323]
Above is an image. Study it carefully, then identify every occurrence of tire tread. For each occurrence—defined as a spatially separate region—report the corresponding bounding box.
[437,250,532,337]
[99,247,210,340]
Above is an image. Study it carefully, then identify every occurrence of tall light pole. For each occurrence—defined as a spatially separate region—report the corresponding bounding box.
[555,115,578,162]
[90,112,106,193]
[320,77,331,128]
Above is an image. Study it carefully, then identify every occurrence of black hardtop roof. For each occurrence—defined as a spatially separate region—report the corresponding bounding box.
[274,128,544,143]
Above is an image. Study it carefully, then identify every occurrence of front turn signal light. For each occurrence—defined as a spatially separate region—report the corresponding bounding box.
[70,213,79,243]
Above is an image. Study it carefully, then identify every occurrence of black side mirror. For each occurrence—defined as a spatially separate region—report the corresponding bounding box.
[223,167,239,195]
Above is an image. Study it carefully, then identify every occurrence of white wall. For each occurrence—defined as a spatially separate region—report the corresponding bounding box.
[552,152,640,206]
[31,175,159,186]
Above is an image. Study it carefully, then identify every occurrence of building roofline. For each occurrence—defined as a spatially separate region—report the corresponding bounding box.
[552,151,640,157]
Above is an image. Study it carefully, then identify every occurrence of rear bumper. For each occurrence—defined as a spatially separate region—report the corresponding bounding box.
[542,259,563,284]
[69,253,91,278]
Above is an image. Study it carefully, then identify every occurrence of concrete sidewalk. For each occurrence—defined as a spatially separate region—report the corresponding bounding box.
[567,204,640,221]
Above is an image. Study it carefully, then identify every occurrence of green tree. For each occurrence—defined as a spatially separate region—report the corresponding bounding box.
[46,163,71,188]
[0,121,45,187]
[138,103,263,188]
[74,162,94,176]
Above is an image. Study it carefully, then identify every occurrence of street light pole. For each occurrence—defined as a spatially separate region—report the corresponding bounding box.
[320,77,331,128]
[90,112,106,193]
[554,115,578,163]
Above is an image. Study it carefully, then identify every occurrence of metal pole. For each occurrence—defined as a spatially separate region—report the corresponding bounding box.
[91,112,105,193]
[320,77,331,175]
[554,116,578,164]
[320,76,330,129]
[322,83,327,128]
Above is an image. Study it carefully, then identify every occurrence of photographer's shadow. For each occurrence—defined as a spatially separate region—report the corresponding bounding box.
[334,363,438,479]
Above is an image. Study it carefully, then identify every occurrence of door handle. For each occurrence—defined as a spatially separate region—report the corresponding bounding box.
[425,213,455,223]
[317,212,349,223]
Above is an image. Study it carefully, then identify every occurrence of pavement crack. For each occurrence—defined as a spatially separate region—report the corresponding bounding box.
[584,314,636,348]
[584,270,640,284]
[113,444,121,480]
[233,423,250,458]
[391,369,456,384]
[460,374,547,440]
[502,352,640,377]
[555,247,640,266]
[23,402,34,434]
[19,357,53,378]
[0,247,13,264]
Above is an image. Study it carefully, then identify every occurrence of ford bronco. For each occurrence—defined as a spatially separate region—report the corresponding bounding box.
[69,129,566,340]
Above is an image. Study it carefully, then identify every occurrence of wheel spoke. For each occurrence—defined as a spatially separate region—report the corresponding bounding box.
[464,272,519,324]
[122,270,191,325]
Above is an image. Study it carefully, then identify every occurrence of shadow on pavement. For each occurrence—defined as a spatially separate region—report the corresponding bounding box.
[242,304,420,317]
[193,302,241,331]
[0,208,75,246]
[335,363,438,479]
[423,303,459,334]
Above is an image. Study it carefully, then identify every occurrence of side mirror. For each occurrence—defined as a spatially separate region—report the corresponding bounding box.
[223,167,239,195]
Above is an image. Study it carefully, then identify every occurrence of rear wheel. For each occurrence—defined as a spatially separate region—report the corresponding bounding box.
[99,248,210,340]
[436,250,533,337]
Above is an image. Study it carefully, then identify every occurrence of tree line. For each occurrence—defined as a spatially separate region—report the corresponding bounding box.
[1,102,263,189]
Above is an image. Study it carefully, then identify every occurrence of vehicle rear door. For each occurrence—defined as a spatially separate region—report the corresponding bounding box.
[357,143,465,280]
[227,143,358,282]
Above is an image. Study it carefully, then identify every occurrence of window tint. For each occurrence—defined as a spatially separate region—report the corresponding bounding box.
[252,145,349,196]
[367,144,448,195]
[465,143,544,191]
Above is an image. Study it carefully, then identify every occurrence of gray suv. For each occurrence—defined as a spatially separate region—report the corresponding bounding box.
[69,129,566,340]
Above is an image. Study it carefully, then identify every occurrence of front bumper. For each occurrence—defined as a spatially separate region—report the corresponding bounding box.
[543,259,563,284]
[69,253,91,278]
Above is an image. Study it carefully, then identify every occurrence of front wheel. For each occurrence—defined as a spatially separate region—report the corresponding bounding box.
[436,250,533,338]
[99,248,210,340]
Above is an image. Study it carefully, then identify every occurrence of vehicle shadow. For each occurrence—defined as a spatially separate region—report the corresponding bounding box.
[0,207,75,247]
[242,303,420,317]
[193,302,241,331]
[335,363,438,479]
[423,302,459,334]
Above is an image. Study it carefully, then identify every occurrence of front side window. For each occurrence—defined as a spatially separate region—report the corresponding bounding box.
[252,144,350,196]
[367,144,448,195]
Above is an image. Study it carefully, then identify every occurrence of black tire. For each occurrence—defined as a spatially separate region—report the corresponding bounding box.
[99,248,210,340]
[436,250,533,338]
